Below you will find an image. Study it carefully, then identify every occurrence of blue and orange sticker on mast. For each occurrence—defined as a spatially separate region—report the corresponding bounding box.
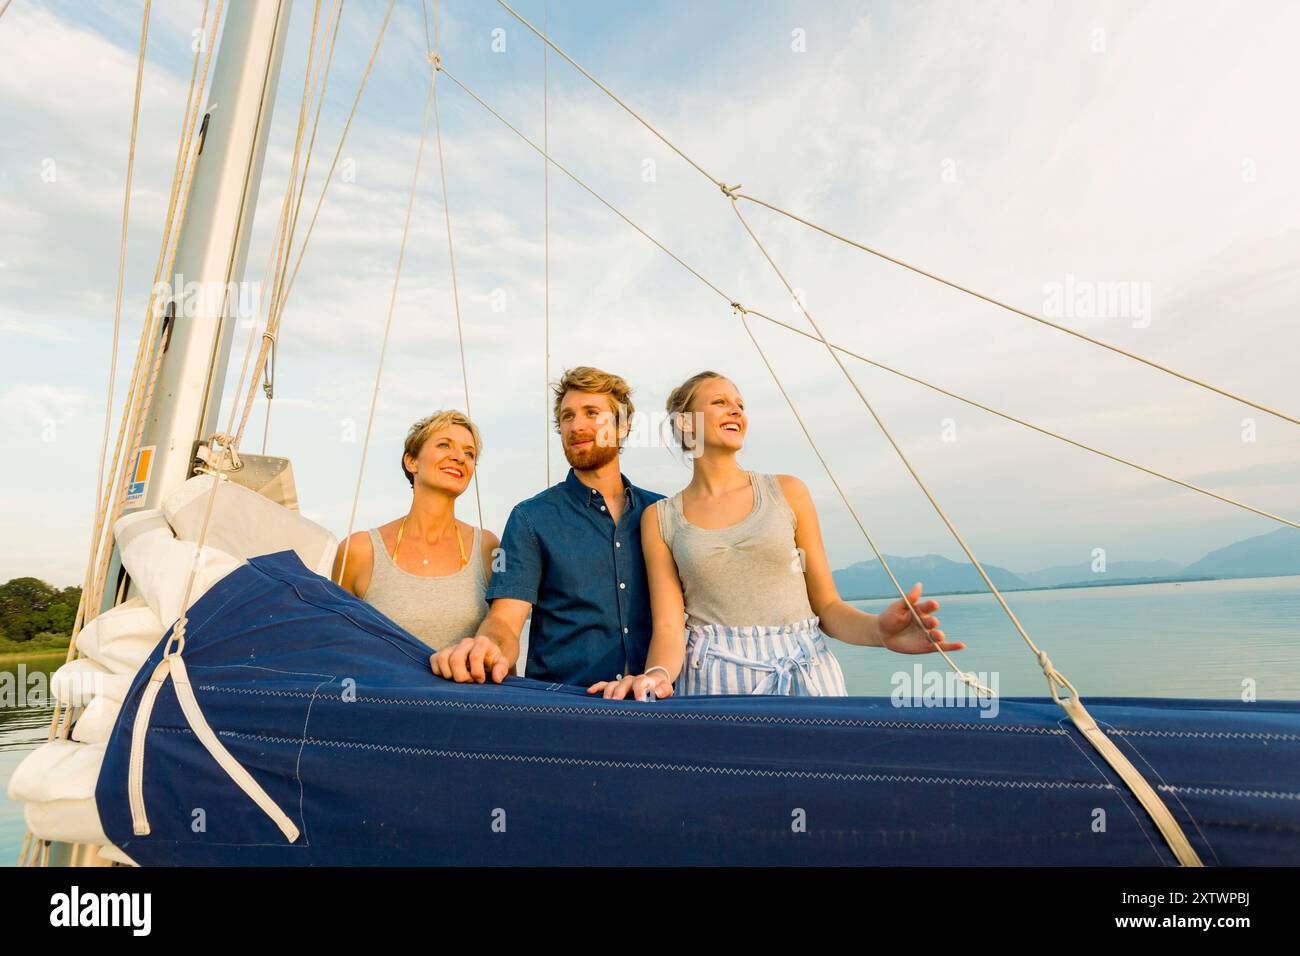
[124,445,155,508]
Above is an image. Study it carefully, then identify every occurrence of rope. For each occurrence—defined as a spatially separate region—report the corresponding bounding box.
[118,1,365,855]
[26,0,221,866]
[744,306,1298,529]
[735,308,988,691]
[61,0,219,686]
[75,0,217,627]
[731,199,1063,693]
[232,0,394,450]
[100,0,224,609]
[493,0,1292,427]
[251,0,346,446]
[91,0,150,633]
[436,68,1295,533]
[729,203,1201,863]
[334,71,438,586]
[427,0,485,533]
[225,0,334,439]
[438,67,732,304]
[543,0,551,488]
[493,0,725,190]
[732,193,1299,427]
[439,64,983,694]
[735,239,1204,865]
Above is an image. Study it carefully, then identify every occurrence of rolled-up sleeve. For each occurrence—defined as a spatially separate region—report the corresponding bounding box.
[484,506,543,605]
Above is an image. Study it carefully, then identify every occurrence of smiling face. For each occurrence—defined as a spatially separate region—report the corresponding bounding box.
[404,424,477,495]
[685,377,746,454]
[558,389,626,471]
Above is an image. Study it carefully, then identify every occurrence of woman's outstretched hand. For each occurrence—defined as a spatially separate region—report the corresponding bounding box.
[877,582,965,654]
[587,670,675,701]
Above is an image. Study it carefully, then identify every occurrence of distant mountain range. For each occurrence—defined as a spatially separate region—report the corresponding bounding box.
[832,527,1300,599]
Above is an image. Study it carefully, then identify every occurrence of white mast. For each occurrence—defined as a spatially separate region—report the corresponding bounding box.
[140,0,293,508]
[102,0,293,611]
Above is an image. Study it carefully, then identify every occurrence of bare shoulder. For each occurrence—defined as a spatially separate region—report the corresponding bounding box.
[479,526,500,580]
[642,500,673,547]
[773,474,812,504]
[342,529,374,559]
[641,499,664,528]
[334,529,375,595]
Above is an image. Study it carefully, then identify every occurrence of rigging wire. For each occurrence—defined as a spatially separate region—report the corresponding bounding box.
[492,0,1296,427]
[225,0,339,440]
[434,66,1298,533]
[733,192,1300,427]
[334,71,438,589]
[426,0,485,533]
[232,0,396,450]
[26,0,223,868]
[543,0,551,488]
[473,15,1207,862]
[731,197,1059,694]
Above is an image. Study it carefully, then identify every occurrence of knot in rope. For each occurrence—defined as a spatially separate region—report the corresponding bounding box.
[719,181,742,199]
[429,51,441,70]
[164,617,186,659]
[730,301,747,315]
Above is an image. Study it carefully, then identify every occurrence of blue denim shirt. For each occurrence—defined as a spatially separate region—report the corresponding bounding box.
[485,468,665,687]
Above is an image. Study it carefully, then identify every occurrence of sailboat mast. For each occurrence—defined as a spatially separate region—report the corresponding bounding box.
[101,0,293,613]
[138,0,293,511]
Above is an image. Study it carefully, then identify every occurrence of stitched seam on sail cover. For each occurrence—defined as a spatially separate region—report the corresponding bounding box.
[151,727,1113,789]
[191,684,1064,734]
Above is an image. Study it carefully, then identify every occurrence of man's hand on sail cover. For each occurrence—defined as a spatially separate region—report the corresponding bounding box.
[431,634,510,683]
[876,582,965,654]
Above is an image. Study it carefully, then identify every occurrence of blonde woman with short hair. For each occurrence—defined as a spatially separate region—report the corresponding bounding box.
[334,410,499,652]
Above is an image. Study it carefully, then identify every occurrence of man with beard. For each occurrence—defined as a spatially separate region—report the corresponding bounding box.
[430,367,666,687]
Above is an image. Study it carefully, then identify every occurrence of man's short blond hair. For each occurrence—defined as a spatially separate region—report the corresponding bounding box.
[551,366,635,439]
[402,410,482,488]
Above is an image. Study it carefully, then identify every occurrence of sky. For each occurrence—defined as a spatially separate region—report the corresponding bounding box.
[1,0,1298,587]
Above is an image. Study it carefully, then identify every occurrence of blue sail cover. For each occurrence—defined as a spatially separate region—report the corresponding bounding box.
[96,551,1300,866]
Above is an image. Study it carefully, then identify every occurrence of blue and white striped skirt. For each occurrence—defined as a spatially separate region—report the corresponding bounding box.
[677,616,848,697]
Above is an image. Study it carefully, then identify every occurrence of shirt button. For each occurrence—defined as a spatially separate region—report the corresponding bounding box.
[600,505,606,512]
[619,582,625,589]
[615,541,621,548]
[623,627,629,634]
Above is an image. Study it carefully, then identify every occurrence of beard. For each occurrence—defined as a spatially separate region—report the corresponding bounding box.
[564,436,621,471]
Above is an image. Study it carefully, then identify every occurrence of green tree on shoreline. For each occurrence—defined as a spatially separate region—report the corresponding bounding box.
[0,578,81,643]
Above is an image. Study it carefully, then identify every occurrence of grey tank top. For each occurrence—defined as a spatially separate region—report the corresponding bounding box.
[656,471,815,628]
[363,525,489,651]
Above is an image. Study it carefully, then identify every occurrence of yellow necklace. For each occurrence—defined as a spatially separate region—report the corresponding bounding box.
[394,517,467,569]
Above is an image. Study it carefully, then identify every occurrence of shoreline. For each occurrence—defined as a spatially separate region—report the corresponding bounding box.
[843,572,1300,603]
[0,647,69,665]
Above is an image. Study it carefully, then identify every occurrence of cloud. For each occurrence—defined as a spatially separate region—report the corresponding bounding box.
[0,383,96,426]
[3,0,1299,586]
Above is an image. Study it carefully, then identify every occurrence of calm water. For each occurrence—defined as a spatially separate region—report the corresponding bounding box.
[839,575,1300,699]
[1,653,60,867]
[3,575,1298,865]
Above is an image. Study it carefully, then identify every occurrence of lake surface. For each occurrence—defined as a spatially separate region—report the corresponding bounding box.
[3,575,1298,865]
[1,653,60,867]
[838,575,1300,700]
